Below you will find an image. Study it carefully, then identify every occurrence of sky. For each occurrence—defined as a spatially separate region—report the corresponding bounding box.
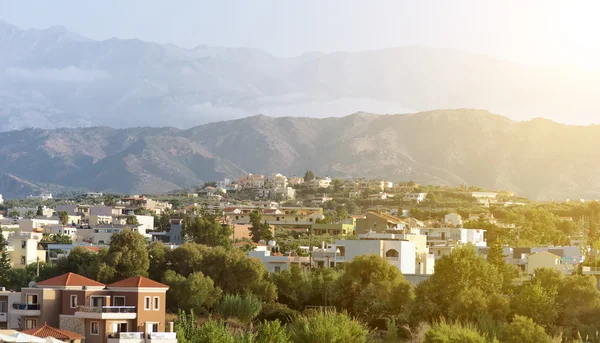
[2,0,600,69]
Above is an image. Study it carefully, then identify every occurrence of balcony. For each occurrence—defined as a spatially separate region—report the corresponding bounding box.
[11,303,41,316]
[75,306,137,319]
[582,266,600,275]
[108,332,144,343]
[386,257,400,262]
[107,332,177,343]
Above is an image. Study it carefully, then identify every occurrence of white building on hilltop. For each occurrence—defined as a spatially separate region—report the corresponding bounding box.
[0,194,3,204]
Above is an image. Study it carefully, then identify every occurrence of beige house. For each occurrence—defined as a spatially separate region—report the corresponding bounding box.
[526,251,561,275]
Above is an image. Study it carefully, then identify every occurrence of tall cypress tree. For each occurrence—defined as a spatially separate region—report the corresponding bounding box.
[0,232,12,285]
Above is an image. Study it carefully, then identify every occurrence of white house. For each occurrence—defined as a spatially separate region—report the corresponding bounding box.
[444,213,463,227]
[420,227,487,248]
[26,193,53,201]
[404,193,427,203]
[368,192,388,200]
[0,194,3,204]
[312,235,434,275]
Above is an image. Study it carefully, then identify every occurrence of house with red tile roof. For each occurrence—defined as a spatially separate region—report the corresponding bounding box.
[22,323,85,342]
[11,273,176,343]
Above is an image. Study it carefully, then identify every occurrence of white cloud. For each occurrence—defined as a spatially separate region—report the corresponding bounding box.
[5,66,111,82]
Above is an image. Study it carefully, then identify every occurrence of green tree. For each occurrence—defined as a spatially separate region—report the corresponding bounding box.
[332,255,414,325]
[331,178,343,193]
[498,315,549,343]
[195,320,235,343]
[8,210,20,218]
[249,210,273,243]
[24,210,34,218]
[42,233,73,245]
[103,194,116,206]
[199,246,277,302]
[216,293,263,324]
[0,232,11,285]
[303,170,315,182]
[289,311,371,343]
[125,216,139,225]
[56,246,105,280]
[183,214,232,248]
[148,241,169,281]
[163,270,222,314]
[98,228,149,283]
[36,206,44,216]
[413,245,504,323]
[511,283,557,328]
[58,211,70,225]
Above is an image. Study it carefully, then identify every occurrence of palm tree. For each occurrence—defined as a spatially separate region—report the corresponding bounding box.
[58,211,70,225]
[7,210,20,219]
[25,210,35,218]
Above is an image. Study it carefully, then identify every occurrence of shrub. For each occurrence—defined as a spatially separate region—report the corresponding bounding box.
[255,320,291,343]
[424,321,490,343]
[258,302,300,324]
[498,315,549,343]
[216,294,263,324]
[195,320,235,343]
[289,311,371,343]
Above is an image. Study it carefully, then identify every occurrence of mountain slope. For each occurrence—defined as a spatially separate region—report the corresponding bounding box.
[0,109,599,200]
[2,21,600,131]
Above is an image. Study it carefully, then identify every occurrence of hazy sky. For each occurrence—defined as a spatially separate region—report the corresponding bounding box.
[2,0,600,69]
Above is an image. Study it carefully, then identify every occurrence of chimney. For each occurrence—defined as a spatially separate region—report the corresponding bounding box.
[168,322,174,333]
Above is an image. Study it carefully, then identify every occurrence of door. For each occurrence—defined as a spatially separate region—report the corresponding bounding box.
[91,297,105,308]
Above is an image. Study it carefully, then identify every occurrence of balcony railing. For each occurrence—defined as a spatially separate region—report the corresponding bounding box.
[77,306,136,313]
[386,257,400,262]
[149,332,177,340]
[12,303,40,310]
[108,332,144,339]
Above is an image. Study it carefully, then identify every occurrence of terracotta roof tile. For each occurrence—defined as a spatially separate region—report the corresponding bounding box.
[36,272,105,287]
[22,323,85,339]
[107,276,168,288]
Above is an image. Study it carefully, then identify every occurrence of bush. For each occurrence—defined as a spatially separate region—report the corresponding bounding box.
[255,320,291,343]
[257,302,300,324]
[194,320,235,343]
[216,294,263,324]
[424,321,490,343]
[498,315,549,343]
[289,311,371,343]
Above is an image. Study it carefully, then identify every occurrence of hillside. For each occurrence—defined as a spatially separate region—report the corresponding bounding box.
[1,21,600,131]
[0,109,598,200]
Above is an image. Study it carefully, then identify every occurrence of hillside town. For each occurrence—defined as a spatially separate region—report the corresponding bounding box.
[0,171,597,342]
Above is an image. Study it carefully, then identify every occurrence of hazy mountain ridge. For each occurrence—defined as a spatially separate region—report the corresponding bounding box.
[2,21,600,131]
[0,109,599,200]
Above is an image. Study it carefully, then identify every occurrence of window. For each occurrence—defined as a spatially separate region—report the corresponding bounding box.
[26,294,38,304]
[21,241,26,249]
[0,301,6,313]
[153,297,159,311]
[90,321,99,335]
[70,295,78,308]
[113,296,126,306]
[144,297,151,310]
[274,266,281,273]
[25,319,37,329]
[20,256,26,265]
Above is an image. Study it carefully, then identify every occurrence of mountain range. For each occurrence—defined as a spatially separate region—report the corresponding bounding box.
[0,109,598,201]
[2,20,600,131]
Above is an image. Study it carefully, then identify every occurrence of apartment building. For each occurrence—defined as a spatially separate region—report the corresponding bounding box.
[223,206,323,228]
[11,273,176,343]
[7,231,47,268]
[119,197,172,216]
[0,288,21,329]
